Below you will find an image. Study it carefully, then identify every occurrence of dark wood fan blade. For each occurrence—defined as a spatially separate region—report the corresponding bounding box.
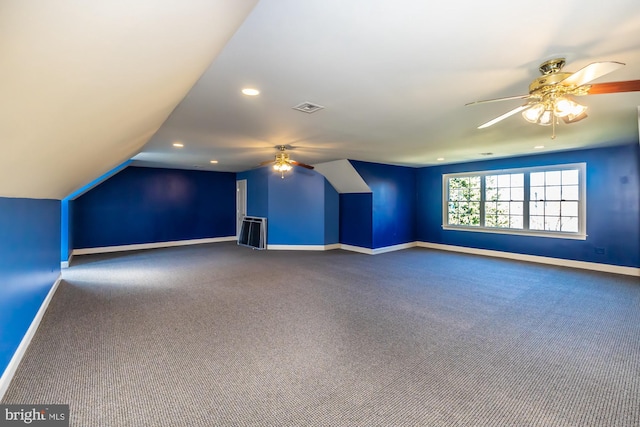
[465,94,530,106]
[290,160,314,170]
[588,80,640,94]
[562,112,588,124]
[560,61,625,87]
[258,160,274,166]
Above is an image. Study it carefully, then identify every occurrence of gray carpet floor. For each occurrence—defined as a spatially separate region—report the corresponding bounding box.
[3,243,640,426]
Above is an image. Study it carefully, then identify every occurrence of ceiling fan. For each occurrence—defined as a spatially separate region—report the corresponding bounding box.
[259,145,314,178]
[467,58,640,138]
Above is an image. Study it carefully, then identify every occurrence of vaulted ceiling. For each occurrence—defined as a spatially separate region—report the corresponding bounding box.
[3,0,640,199]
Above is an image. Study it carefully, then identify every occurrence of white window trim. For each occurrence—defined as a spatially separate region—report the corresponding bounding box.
[442,163,587,240]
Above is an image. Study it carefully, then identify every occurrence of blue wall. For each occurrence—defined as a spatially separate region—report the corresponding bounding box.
[268,167,332,245]
[239,166,339,246]
[339,193,373,248]
[73,166,236,249]
[0,197,60,378]
[237,167,269,218]
[324,180,340,244]
[350,161,417,249]
[417,143,640,268]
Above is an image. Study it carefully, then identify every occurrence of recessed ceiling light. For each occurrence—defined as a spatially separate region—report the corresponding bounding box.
[534,145,545,149]
[210,160,218,164]
[172,142,184,148]
[437,157,445,161]
[241,88,260,96]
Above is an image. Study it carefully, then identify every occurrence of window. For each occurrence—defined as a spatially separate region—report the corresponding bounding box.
[443,163,586,239]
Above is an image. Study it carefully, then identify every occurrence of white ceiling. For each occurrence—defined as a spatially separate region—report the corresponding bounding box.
[2,1,639,200]
[135,0,640,172]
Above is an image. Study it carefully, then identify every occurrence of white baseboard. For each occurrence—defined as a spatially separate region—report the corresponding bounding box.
[72,236,237,256]
[372,242,417,254]
[267,243,341,251]
[0,275,62,401]
[417,242,640,277]
[60,253,74,269]
[339,242,417,255]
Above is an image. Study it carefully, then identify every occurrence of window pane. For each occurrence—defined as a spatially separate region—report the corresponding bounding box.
[562,185,579,200]
[531,172,545,186]
[530,186,545,201]
[561,201,578,217]
[530,201,544,215]
[485,202,497,215]
[546,171,561,185]
[469,188,481,201]
[486,175,497,188]
[510,216,523,229]
[546,201,561,216]
[546,186,561,200]
[510,202,523,215]
[486,187,498,201]
[530,216,544,230]
[511,173,524,187]
[545,216,561,231]
[511,187,524,201]
[497,174,511,187]
[449,178,463,189]
[485,215,497,227]
[448,202,458,224]
[561,217,578,232]
[498,188,510,201]
[469,203,480,225]
[497,201,510,214]
[562,169,579,185]
[469,176,481,188]
[497,215,510,227]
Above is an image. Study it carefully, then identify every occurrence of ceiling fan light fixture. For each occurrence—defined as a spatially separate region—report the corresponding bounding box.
[538,110,553,126]
[522,103,545,123]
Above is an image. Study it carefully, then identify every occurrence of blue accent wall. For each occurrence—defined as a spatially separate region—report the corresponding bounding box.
[267,167,327,245]
[62,160,132,262]
[73,166,236,249]
[340,193,373,248]
[417,143,640,268]
[324,180,340,245]
[0,197,60,378]
[350,161,417,249]
[239,167,340,246]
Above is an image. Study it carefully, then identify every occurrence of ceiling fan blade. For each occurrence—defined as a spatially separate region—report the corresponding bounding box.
[465,94,530,106]
[588,79,640,94]
[290,160,314,170]
[477,104,531,129]
[258,160,274,166]
[560,61,625,87]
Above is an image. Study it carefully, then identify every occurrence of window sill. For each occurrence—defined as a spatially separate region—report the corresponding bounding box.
[442,225,587,240]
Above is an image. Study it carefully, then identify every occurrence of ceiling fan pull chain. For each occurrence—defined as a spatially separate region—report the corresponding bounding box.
[551,116,557,140]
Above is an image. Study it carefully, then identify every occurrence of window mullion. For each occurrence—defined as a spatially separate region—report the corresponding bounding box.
[480,175,486,227]
[523,172,530,230]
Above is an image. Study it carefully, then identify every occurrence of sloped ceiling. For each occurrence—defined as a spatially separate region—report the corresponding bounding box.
[0,0,258,199]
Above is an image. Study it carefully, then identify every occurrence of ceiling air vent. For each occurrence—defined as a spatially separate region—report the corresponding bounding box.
[292,102,325,114]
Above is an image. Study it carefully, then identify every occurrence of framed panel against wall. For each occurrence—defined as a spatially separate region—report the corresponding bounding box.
[238,216,267,250]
